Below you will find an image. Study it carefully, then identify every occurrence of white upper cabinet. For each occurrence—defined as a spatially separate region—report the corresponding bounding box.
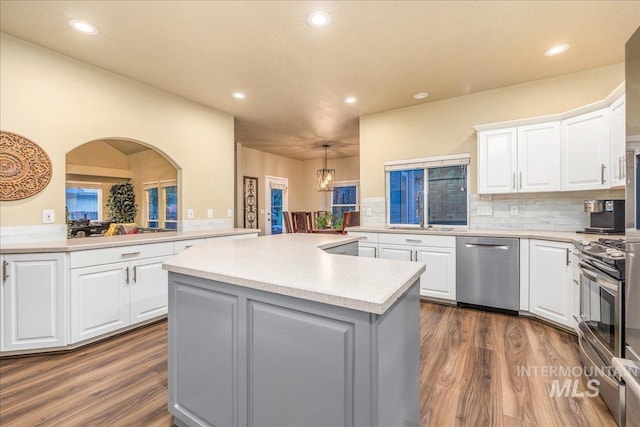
[517,122,562,192]
[475,83,624,194]
[477,122,561,194]
[477,128,517,194]
[561,108,611,191]
[609,95,626,188]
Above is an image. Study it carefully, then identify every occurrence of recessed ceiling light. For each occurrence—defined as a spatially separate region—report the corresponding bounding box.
[232,92,245,99]
[69,19,97,35]
[544,44,570,57]
[413,92,429,100]
[307,11,331,28]
[344,97,357,104]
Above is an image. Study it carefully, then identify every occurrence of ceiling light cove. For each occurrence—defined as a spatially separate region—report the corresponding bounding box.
[232,92,246,99]
[69,19,97,35]
[344,97,357,104]
[307,11,331,28]
[544,44,570,57]
[413,92,429,100]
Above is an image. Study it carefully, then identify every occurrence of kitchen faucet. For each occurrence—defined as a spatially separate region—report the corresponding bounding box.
[415,190,424,228]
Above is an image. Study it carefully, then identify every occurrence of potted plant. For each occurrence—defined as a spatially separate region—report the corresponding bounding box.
[315,213,333,230]
[106,183,138,224]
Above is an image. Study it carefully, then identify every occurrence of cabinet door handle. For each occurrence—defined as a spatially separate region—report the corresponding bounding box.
[512,173,516,190]
[601,164,606,184]
[121,251,141,257]
[133,266,137,283]
[125,266,130,284]
[2,261,8,283]
[519,172,522,189]
[566,248,570,266]
[622,155,626,180]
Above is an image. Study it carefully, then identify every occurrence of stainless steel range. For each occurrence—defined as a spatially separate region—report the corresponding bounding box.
[576,238,625,424]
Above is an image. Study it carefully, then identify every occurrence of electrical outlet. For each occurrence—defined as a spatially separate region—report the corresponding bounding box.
[42,209,55,223]
[366,208,372,217]
[227,209,233,218]
[510,205,519,216]
[187,209,194,219]
[477,206,493,216]
[207,209,213,219]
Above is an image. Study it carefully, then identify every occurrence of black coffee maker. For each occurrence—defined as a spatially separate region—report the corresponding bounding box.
[582,200,625,235]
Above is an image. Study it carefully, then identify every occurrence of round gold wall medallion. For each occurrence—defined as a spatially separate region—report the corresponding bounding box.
[0,131,53,201]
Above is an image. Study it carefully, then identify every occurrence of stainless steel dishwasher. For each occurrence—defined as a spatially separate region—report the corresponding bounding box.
[456,236,519,314]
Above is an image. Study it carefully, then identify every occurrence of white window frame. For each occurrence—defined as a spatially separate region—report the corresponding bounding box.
[384,153,470,228]
[144,180,177,229]
[330,180,360,216]
[65,180,103,221]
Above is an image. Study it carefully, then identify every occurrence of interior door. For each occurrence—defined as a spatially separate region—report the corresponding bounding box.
[264,176,289,236]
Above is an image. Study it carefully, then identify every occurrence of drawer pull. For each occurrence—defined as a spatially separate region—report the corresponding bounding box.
[121,251,141,257]
[405,239,422,243]
[185,245,194,249]
[2,261,8,282]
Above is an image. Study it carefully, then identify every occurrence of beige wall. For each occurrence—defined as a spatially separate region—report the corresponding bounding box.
[360,63,625,199]
[237,145,361,232]
[300,156,361,211]
[128,149,178,225]
[0,34,234,229]
[237,145,305,232]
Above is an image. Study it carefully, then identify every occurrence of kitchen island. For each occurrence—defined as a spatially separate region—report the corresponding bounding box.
[162,233,425,427]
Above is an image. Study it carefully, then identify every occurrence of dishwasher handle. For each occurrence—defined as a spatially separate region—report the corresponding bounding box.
[464,243,509,250]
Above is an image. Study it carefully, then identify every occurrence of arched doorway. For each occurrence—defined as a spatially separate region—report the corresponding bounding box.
[66,138,179,236]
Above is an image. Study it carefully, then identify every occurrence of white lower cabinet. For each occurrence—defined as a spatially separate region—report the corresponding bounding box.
[1,253,67,351]
[529,239,573,328]
[69,243,173,344]
[70,255,170,343]
[347,231,379,258]
[378,234,456,301]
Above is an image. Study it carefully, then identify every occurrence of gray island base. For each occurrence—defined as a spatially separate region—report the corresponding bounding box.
[164,234,423,427]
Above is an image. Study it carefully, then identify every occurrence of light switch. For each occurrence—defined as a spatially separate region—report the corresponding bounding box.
[187,209,194,219]
[366,208,372,217]
[227,209,233,218]
[207,209,213,218]
[42,209,55,223]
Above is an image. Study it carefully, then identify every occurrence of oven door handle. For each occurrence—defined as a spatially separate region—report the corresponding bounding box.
[579,262,620,293]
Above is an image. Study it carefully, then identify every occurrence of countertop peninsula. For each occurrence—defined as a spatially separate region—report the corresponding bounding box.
[0,228,259,254]
[163,233,425,314]
[347,226,610,244]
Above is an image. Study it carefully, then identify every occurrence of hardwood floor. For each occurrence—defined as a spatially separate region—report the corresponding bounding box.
[420,302,616,427]
[0,302,616,426]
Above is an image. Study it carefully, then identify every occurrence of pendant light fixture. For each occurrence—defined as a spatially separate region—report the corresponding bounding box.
[317,144,335,192]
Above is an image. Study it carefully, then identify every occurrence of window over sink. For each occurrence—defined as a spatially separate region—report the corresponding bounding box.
[385,154,470,227]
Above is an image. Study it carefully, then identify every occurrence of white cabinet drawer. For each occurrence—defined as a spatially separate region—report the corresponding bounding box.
[378,233,455,248]
[70,242,174,269]
[347,232,378,243]
[174,239,207,253]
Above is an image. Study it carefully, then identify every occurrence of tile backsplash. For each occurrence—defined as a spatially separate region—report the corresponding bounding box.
[362,190,625,231]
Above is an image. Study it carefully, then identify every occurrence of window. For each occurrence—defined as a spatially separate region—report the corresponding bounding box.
[331,181,359,218]
[66,182,102,221]
[385,154,469,227]
[144,180,177,229]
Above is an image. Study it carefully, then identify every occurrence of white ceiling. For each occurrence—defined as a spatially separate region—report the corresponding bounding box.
[1,1,639,160]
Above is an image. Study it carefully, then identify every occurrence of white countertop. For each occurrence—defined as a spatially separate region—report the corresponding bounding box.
[347,226,611,244]
[162,233,425,315]
[0,228,259,254]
